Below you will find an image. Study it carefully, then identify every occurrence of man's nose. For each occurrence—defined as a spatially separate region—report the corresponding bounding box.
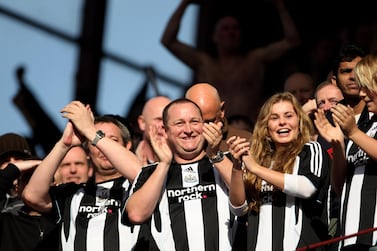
[69,165,77,173]
[183,122,193,132]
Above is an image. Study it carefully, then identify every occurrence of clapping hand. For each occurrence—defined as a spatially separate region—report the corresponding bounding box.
[314,108,344,145]
[149,125,172,164]
[331,103,358,137]
[227,136,250,169]
[203,121,223,157]
[61,101,95,139]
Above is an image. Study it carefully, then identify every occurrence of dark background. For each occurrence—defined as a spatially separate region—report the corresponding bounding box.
[195,0,377,98]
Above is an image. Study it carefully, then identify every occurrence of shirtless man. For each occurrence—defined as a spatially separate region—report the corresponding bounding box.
[161,0,300,121]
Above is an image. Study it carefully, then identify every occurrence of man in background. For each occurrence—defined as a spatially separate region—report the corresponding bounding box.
[53,145,93,185]
[185,83,252,151]
[162,0,300,121]
[135,96,171,165]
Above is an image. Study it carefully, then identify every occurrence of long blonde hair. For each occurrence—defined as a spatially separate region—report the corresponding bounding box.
[244,92,314,212]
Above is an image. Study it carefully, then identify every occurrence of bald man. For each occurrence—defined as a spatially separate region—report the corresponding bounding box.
[284,72,315,105]
[185,82,251,251]
[185,83,252,152]
[135,96,171,165]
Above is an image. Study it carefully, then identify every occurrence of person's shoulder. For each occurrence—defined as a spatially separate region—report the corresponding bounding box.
[137,163,159,180]
[302,141,328,158]
[303,141,323,151]
[51,182,82,193]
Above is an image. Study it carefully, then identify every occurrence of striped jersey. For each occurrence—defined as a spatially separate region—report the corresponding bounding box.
[131,156,233,251]
[51,176,137,251]
[246,141,330,251]
[339,118,377,249]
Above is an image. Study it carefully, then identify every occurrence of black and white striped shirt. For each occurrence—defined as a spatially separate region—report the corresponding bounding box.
[51,176,137,251]
[246,141,330,251]
[339,119,377,249]
[131,156,233,251]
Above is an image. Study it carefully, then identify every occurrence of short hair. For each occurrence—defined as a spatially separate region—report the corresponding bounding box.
[162,98,203,127]
[314,80,334,100]
[94,115,131,145]
[331,43,366,76]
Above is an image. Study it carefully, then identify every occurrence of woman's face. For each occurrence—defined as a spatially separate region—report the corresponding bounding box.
[267,101,299,151]
[360,86,377,114]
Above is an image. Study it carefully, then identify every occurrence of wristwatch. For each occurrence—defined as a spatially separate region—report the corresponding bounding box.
[91,130,105,146]
[210,151,225,163]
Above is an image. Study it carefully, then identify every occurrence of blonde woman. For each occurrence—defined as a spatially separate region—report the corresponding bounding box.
[228,92,330,251]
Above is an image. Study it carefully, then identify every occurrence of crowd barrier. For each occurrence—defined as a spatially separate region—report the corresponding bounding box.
[296,227,377,251]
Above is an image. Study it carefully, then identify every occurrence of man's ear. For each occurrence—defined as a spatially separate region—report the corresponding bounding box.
[88,166,94,178]
[125,141,132,150]
[219,101,225,119]
[137,115,146,132]
[331,75,337,85]
[162,125,168,136]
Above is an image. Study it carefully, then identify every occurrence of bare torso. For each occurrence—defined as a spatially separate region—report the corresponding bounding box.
[196,53,265,121]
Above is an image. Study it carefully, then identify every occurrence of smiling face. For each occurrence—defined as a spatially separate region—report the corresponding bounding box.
[360,87,377,114]
[164,101,206,163]
[267,101,299,151]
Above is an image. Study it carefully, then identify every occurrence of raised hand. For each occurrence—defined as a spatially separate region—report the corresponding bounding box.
[314,109,344,145]
[61,121,85,147]
[203,121,223,156]
[60,101,95,139]
[331,103,358,137]
[227,136,250,160]
[149,125,172,164]
[12,159,42,172]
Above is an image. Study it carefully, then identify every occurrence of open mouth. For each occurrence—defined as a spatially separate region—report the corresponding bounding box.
[277,129,290,135]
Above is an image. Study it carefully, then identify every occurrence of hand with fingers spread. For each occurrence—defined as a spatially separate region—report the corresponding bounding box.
[331,103,358,137]
[203,121,223,158]
[149,125,172,165]
[314,109,344,146]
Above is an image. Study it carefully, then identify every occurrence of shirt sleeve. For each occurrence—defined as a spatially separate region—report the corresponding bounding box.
[0,164,21,208]
[295,141,331,204]
[283,174,317,198]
